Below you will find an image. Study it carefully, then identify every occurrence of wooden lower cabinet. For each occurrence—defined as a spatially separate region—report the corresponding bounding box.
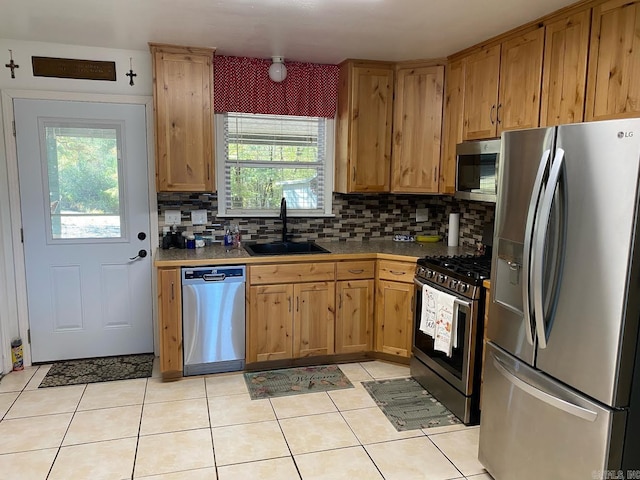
[247,280,335,363]
[158,268,182,377]
[335,279,375,353]
[294,282,335,358]
[375,279,414,358]
[248,284,294,362]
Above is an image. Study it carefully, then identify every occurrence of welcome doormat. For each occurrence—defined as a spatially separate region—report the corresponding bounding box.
[38,353,155,388]
[362,377,462,431]
[244,365,353,399]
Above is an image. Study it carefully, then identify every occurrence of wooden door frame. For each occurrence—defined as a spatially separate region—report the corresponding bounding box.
[0,90,158,368]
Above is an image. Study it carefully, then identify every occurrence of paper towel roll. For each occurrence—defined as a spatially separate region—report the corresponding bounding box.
[448,213,460,247]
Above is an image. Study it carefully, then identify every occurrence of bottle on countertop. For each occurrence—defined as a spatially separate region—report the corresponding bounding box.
[232,224,241,248]
[224,228,233,247]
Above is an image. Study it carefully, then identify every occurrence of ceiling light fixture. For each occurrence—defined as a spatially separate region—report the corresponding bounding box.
[268,56,287,82]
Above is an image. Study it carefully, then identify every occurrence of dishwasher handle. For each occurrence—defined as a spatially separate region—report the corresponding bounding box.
[202,273,226,282]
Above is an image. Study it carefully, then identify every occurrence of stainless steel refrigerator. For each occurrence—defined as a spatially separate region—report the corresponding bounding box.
[479,118,640,479]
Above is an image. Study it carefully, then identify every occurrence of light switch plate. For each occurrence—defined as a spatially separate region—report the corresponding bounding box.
[416,208,429,222]
[164,210,182,226]
[191,209,207,225]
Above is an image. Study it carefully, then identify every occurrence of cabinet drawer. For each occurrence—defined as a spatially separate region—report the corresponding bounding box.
[249,262,335,285]
[336,260,376,280]
[377,260,416,284]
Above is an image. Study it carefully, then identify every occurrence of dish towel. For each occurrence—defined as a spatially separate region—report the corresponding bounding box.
[419,283,437,338]
[434,290,458,357]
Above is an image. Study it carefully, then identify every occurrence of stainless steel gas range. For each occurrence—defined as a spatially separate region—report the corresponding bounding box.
[411,254,491,425]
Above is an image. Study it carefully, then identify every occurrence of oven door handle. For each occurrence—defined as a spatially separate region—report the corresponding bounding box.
[453,299,471,349]
[414,278,427,288]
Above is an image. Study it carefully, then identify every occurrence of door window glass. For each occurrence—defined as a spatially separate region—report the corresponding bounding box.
[42,123,124,240]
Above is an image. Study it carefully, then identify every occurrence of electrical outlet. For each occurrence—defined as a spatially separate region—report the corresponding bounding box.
[416,208,429,222]
[191,209,207,225]
[164,210,182,226]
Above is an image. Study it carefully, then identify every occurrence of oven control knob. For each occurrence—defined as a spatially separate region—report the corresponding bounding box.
[459,284,469,293]
[426,270,435,279]
[449,280,458,289]
[438,274,447,283]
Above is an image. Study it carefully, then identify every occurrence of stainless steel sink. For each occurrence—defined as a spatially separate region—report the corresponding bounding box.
[244,241,330,256]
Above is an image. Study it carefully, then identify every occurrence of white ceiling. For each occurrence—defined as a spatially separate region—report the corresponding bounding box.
[2,0,578,64]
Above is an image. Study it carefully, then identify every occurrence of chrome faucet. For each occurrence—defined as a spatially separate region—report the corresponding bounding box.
[279,197,287,243]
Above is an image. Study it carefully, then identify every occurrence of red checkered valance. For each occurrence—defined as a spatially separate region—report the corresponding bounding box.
[214,55,339,118]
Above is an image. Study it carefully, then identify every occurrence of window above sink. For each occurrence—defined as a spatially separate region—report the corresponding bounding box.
[215,113,335,218]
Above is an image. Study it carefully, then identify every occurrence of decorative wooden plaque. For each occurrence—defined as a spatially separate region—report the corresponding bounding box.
[32,56,116,81]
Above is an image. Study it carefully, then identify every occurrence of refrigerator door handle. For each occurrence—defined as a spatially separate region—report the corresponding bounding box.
[533,148,566,349]
[493,356,598,422]
[522,149,551,346]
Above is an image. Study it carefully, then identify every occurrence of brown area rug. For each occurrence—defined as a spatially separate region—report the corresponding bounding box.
[38,353,155,388]
[244,365,353,399]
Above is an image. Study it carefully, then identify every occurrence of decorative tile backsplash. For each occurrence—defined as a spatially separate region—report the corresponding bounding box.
[157,193,495,248]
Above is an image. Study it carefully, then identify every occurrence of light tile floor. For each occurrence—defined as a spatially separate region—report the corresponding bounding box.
[0,360,493,479]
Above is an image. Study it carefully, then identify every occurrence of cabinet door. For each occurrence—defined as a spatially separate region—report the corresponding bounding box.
[349,65,393,192]
[336,279,374,354]
[152,46,214,192]
[293,282,335,358]
[248,284,294,362]
[391,65,444,193]
[375,280,414,358]
[498,28,545,134]
[463,45,501,140]
[540,10,591,126]
[440,59,465,194]
[158,268,182,376]
[586,0,640,121]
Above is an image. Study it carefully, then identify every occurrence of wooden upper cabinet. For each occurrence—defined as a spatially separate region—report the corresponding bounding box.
[150,44,215,192]
[440,59,465,194]
[586,0,640,121]
[335,61,394,193]
[540,10,591,126]
[498,27,545,133]
[463,44,501,140]
[391,65,444,193]
[462,28,543,140]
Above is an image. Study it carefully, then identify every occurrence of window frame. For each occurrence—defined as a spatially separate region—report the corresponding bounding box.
[215,113,335,218]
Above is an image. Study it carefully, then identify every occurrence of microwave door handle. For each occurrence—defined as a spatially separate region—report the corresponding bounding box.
[522,149,551,346]
[533,148,565,350]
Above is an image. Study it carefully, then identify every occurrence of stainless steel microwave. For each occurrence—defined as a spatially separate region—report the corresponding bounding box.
[455,139,501,202]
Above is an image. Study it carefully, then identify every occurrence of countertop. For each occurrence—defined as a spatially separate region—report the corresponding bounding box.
[154,240,473,267]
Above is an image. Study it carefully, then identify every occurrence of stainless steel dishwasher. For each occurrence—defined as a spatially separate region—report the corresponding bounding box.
[181,266,245,376]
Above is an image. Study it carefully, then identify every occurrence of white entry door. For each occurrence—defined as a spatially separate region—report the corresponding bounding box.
[14,99,153,362]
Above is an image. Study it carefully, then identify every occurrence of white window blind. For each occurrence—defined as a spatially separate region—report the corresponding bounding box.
[216,112,334,217]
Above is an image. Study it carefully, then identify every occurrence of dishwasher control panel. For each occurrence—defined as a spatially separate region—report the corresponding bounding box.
[182,267,245,281]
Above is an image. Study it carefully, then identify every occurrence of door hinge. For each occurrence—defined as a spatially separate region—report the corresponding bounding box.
[12,120,16,137]
[20,228,24,243]
[27,329,31,344]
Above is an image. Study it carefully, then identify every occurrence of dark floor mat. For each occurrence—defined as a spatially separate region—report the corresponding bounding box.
[362,377,462,431]
[38,353,155,388]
